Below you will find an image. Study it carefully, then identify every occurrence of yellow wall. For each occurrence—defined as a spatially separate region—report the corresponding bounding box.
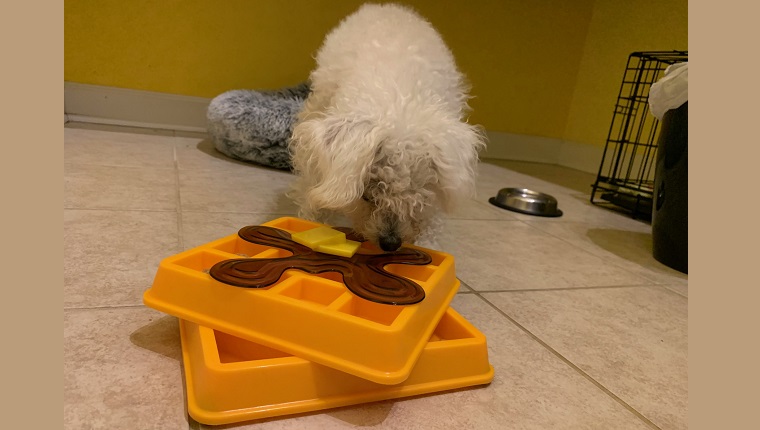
[408,0,594,138]
[563,0,688,147]
[64,1,358,95]
[65,1,686,146]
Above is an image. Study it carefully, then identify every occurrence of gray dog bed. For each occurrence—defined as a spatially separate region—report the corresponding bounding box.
[206,83,310,170]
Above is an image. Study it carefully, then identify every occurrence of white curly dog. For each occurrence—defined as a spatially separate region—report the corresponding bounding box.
[289,3,485,251]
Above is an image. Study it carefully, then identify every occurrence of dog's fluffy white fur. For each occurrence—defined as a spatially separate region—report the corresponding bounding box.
[289,3,485,251]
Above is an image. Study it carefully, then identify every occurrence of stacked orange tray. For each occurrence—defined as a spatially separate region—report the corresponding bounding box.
[143,217,493,425]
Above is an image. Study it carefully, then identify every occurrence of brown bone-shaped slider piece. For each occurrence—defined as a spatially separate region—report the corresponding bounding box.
[208,226,432,305]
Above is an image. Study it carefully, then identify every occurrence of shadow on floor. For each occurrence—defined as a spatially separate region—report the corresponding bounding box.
[586,228,686,279]
[129,315,182,362]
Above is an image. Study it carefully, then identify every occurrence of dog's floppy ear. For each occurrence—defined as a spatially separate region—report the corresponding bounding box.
[429,120,487,211]
[291,115,381,210]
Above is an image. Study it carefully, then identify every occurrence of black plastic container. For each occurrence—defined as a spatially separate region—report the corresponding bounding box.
[652,102,688,274]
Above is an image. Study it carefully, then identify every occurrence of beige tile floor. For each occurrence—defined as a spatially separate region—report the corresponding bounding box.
[63,122,688,430]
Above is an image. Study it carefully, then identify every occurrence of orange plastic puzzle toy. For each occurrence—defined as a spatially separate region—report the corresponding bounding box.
[143,216,493,424]
[180,307,494,425]
[144,217,463,384]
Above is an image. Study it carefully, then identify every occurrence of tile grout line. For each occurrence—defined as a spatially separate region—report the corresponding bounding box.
[458,278,476,292]
[180,209,298,216]
[173,144,186,251]
[445,217,520,222]
[660,285,688,299]
[154,137,195,430]
[63,207,178,213]
[465,283,659,294]
[64,161,177,170]
[62,205,301,219]
[64,206,300,217]
[445,218,529,224]
[472,291,662,430]
[64,304,146,311]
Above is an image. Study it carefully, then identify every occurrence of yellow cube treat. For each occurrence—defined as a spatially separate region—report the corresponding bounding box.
[291,226,346,248]
[315,239,362,258]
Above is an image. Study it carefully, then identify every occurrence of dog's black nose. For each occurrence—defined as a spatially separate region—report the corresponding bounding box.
[379,235,402,252]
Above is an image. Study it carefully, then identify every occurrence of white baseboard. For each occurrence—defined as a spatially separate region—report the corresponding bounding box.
[558,140,605,174]
[63,82,607,174]
[482,131,605,174]
[482,131,563,164]
[64,82,211,133]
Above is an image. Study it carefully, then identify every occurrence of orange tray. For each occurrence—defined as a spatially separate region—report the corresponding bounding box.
[180,307,494,425]
[144,217,460,385]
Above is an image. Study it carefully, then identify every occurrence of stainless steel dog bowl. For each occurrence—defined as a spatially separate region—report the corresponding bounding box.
[488,188,563,217]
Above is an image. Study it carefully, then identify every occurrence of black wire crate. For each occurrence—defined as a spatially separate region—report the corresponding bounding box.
[590,50,688,221]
